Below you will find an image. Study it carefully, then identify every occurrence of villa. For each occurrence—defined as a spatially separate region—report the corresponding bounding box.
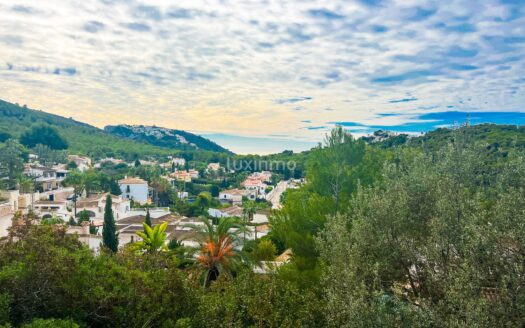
[119,176,149,204]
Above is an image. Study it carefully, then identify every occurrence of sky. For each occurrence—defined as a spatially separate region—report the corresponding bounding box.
[0,0,524,154]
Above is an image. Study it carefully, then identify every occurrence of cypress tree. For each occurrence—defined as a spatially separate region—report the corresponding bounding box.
[144,208,152,229]
[102,194,118,253]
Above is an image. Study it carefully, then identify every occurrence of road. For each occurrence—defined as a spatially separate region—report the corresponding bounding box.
[266,180,288,209]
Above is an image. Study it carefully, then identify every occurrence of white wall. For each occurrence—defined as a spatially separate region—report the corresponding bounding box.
[120,184,148,204]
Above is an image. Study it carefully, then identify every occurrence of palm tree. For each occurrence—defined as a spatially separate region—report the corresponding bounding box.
[242,201,257,241]
[242,201,257,222]
[189,217,247,288]
[136,222,168,253]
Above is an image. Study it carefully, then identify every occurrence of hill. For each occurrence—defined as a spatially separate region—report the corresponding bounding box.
[0,99,230,159]
[104,125,232,154]
[363,124,525,152]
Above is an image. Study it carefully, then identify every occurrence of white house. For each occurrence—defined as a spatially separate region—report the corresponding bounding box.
[25,166,61,192]
[219,189,255,205]
[207,163,221,171]
[172,157,186,167]
[241,177,268,199]
[67,155,91,172]
[118,177,149,204]
[76,193,131,220]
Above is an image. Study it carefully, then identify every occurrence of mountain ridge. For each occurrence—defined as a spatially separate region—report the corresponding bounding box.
[0,99,231,158]
[104,124,233,154]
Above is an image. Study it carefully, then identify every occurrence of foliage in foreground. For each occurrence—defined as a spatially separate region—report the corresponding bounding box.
[318,141,525,327]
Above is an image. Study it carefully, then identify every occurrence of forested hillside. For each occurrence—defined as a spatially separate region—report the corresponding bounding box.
[366,123,525,152]
[0,100,229,160]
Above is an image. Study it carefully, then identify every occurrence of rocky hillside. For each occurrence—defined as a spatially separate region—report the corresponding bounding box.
[104,125,232,154]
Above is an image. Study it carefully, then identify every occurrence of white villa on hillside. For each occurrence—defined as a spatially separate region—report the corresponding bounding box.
[118,177,149,204]
[76,193,131,220]
[67,155,91,172]
[219,188,255,205]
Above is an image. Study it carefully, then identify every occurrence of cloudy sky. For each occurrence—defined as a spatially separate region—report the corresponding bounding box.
[1,0,525,153]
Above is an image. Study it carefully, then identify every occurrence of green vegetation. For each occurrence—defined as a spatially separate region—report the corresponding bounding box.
[0,140,26,190]
[135,222,168,254]
[0,99,220,160]
[3,102,525,327]
[20,124,68,150]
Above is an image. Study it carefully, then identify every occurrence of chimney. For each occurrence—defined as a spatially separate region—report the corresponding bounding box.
[81,221,90,235]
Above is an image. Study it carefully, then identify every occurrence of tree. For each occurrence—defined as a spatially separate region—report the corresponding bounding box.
[102,195,118,253]
[144,209,152,228]
[0,131,11,143]
[63,171,85,217]
[78,210,90,225]
[190,217,247,287]
[134,159,141,167]
[252,240,277,261]
[0,139,26,190]
[135,222,168,253]
[210,185,219,197]
[242,201,256,222]
[20,124,68,150]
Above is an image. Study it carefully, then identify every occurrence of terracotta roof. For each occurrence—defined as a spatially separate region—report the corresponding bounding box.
[221,205,244,216]
[118,177,147,185]
[275,249,293,263]
[220,189,247,196]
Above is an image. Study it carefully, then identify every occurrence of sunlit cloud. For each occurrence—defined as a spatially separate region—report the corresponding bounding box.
[0,0,524,144]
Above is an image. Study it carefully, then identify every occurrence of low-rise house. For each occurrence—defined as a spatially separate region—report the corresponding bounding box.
[76,193,131,220]
[241,177,268,199]
[171,169,198,182]
[207,163,221,171]
[26,166,61,192]
[219,189,254,205]
[171,170,192,182]
[115,213,201,247]
[188,169,199,179]
[67,155,91,172]
[33,200,70,220]
[119,176,149,204]
[208,205,244,218]
[172,157,186,167]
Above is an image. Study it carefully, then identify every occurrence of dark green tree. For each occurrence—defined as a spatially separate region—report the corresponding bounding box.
[20,124,68,150]
[134,159,141,167]
[0,131,11,142]
[102,195,118,253]
[144,209,152,229]
[0,139,26,190]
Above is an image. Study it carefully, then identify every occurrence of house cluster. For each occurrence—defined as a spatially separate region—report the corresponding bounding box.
[170,169,199,182]
[241,171,272,199]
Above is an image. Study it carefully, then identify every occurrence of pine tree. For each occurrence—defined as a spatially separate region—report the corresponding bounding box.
[102,194,118,253]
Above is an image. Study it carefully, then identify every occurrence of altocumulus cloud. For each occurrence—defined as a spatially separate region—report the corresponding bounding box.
[0,0,524,141]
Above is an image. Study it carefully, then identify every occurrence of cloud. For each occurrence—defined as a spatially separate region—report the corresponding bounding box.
[0,0,524,148]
